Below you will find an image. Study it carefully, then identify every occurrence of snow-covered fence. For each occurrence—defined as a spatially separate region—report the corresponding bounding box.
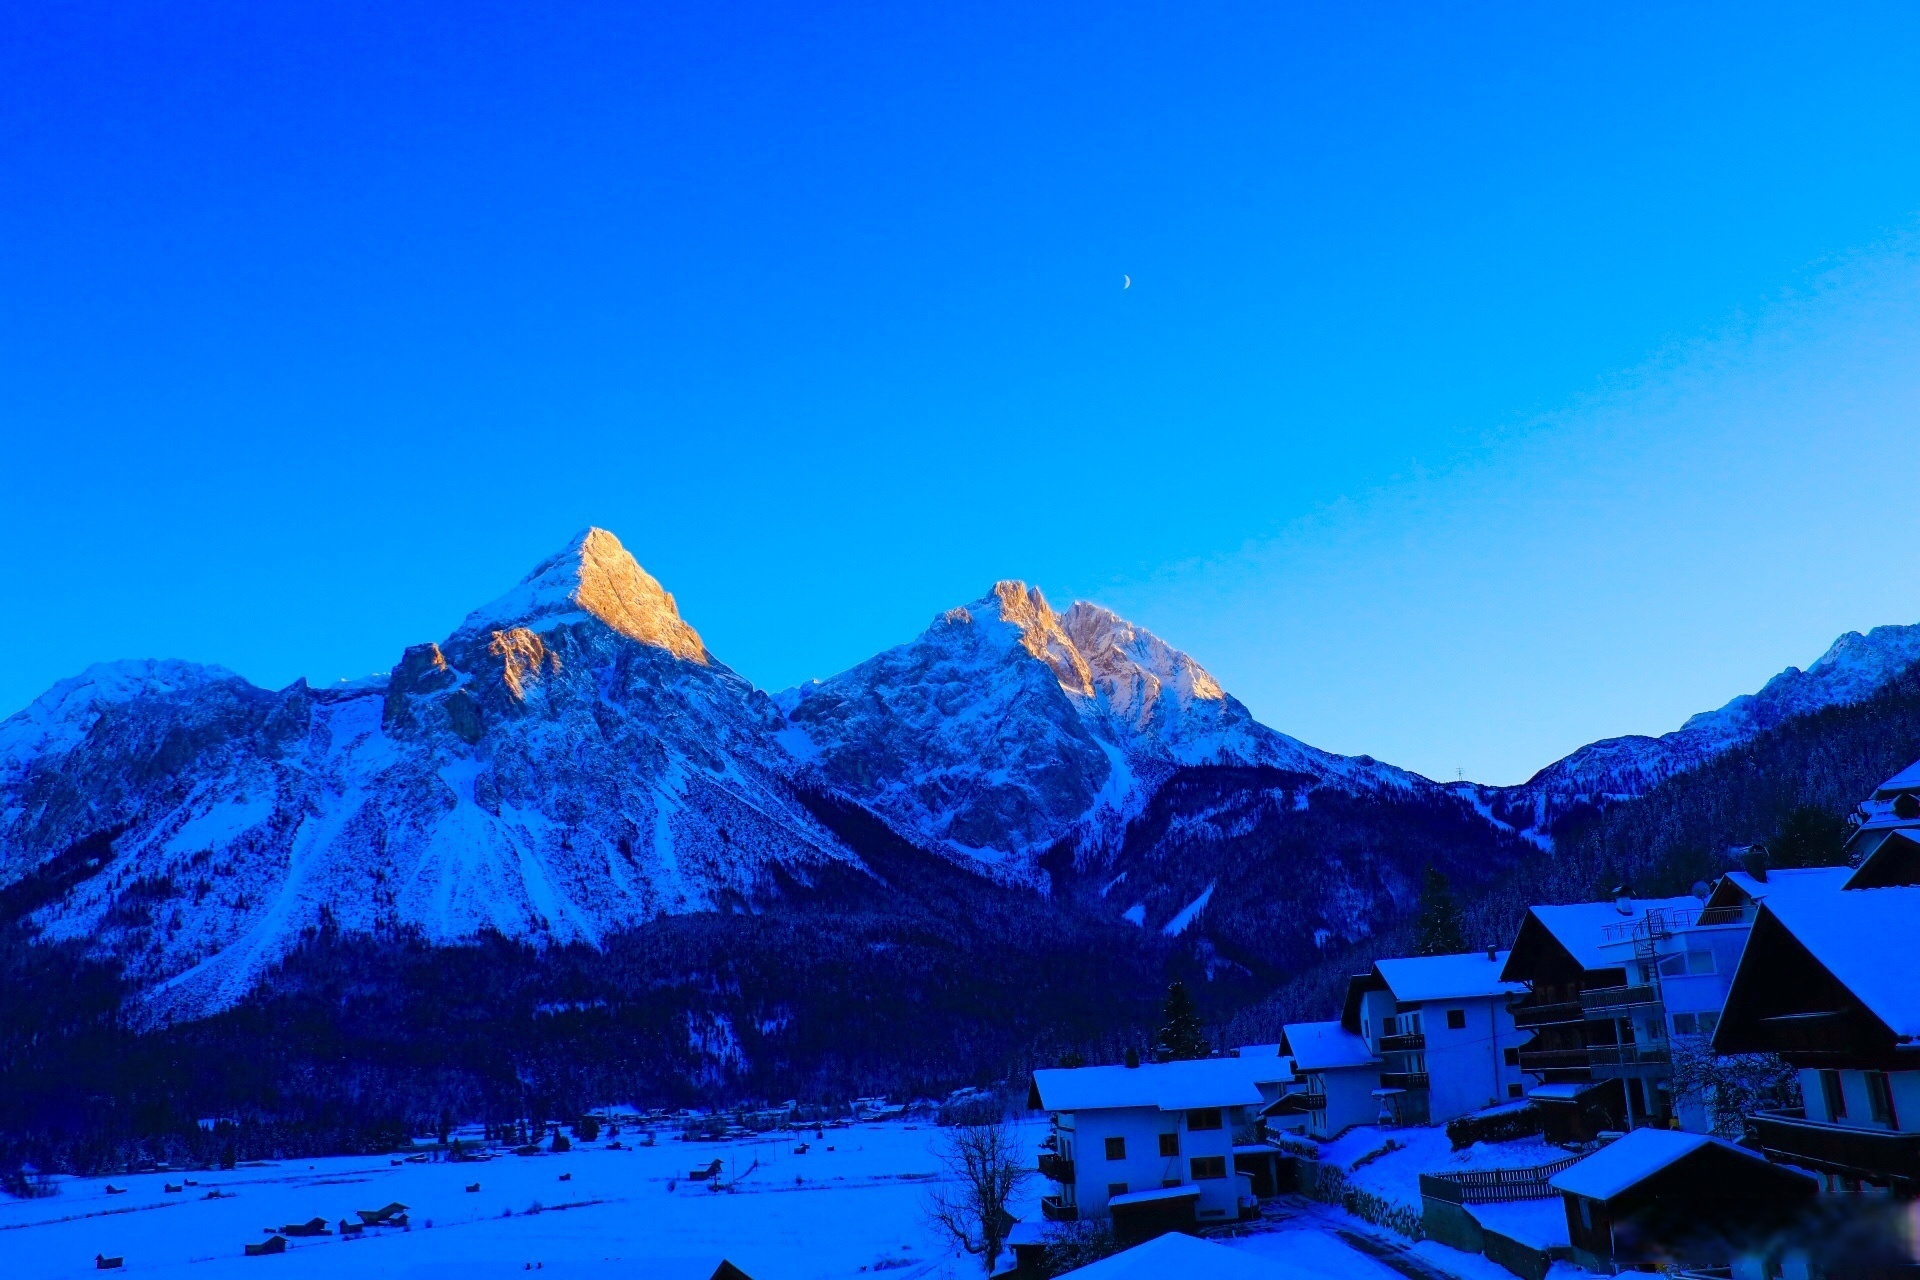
[1417,1155,1581,1205]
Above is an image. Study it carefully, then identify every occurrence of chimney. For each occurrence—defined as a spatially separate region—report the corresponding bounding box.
[1612,885,1633,915]
[1486,944,1497,961]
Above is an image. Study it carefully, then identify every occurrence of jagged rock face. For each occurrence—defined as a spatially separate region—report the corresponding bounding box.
[777,582,1419,871]
[0,530,855,1017]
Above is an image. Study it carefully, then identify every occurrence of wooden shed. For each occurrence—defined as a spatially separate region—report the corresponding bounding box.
[1549,1128,1816,1272]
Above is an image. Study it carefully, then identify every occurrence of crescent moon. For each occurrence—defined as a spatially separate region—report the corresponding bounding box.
[1122,275,1131,289]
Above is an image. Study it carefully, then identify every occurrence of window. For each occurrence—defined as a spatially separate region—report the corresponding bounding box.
[1503,1048,1519,1066]
[1107,1182,1128,1197]
[1867,1072,1899,1127]
[1672,1012,1697,1035]
[1577,1199,1593,1231]
[1658,954,1687,978]
[1186,1108,1223,1131]
[1158,1133,1179,1157]
[1686,950,1715,975]
[1190,1156,1227,1180]
[1697,1012,1719,1036]
[1820,1070,1847,1121]
[1446,1009,1466,1030]
[1508,1083,1524,1099]
[1104,1136,1126,1160]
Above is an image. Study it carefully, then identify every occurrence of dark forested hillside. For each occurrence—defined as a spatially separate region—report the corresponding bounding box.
[1224,661,1920,1046]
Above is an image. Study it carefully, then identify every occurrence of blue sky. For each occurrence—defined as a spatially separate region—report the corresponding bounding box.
[3,3,1919,783]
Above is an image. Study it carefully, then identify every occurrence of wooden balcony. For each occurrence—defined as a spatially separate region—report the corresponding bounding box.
[1040,1195,1079,1222]
[1379,1071,1430,1091]
[1038,1153,1075,1183]
[1512,999,1583,1028]
[1377,1032,1426,1053]
[1517,1047,1590,1072]
[1580,985,1660,1016]
[1749,1109,1920,1189]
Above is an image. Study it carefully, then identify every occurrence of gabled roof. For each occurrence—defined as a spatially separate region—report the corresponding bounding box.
[1376,951,1526,1003]
[1028,1057,1281,1113]
[1710,866,1852,909]
[1281,1021,1379,1072]
[1504,896,1704,977]
[1549,1129,1781,1202]
[1873,757,1920,798]
[1843,829,1920,891]
[1753,886,1920,1039]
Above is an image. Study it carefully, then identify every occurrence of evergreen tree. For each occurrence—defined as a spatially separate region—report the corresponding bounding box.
[1769,805,1850,869]
[1155,981,1208,1060]
[1412,866,1467,956]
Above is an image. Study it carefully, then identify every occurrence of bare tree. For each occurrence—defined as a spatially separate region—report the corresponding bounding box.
[1669,1033,1801,1138]
[924,1120,1032,1276]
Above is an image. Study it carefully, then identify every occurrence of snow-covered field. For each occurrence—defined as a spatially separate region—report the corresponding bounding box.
[2,1122,1048,1280]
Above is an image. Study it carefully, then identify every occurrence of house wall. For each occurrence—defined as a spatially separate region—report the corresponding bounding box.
[1058,1104,1245,1222]
[1357,987,1533,1125]
[1798,1067,1920,1132]
[1308,1067,1381,1139]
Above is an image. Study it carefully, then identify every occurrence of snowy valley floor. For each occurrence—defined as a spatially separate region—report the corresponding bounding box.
[2,1121,1578,1280]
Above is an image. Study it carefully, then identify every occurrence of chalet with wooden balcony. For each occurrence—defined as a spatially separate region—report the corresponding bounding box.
[1340,948,1534,1127]
[1714,882,1920,1195]
[1026,1056,1290,1238]
[1278,1021,1381,1139]
[1499,893,1706,1136]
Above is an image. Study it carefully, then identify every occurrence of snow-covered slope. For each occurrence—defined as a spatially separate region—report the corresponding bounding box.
[777,582,1425,873]
[1485,622,1920,841]
[0,530,858,1017]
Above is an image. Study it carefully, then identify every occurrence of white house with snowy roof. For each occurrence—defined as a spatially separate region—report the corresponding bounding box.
[1277,1021,1380,1138]
[1027,1057,1286,1235]
[1340,948,1533,1126]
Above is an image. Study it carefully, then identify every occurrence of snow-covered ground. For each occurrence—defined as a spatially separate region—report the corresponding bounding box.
[1314,1125,1570,1213]
[1,1122,1047,1280]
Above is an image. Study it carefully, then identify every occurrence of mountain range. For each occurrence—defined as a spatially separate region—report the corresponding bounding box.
[4,527,1919,1074]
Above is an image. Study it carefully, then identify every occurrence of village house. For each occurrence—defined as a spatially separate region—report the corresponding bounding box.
[1548,1127,1818,1273]
[1027,1057,1287,1240]
[1277,1021,1380,1138]
[1499,892,1709,1137]
[1713,880,1920,1196]
[1340,948,1534,1126]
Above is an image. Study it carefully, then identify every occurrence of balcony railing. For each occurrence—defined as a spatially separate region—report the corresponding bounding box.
[1377,1032,1426,1053]
[1585,1043,1671,1078]
[1580,985,1660,1016]
[1693,906,1749,927]
[1040,1196,1080,1223]
[1379,1072,1430,1091]
[1517,1047,1590,1072]
[1748,1110,1920,1187]
[1512,1000,1583,1028]
[1038,1153,1075,1183]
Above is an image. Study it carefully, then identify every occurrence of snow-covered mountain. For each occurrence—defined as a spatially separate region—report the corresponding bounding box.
[0,530,858,1017]
[776,581,1426,873]
[1483,622,1920,841]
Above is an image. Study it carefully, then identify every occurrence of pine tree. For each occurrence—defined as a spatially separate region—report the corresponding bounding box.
[1155,981,1208,1060]
[1769,805,1850,869]
[1412,866,1467,956]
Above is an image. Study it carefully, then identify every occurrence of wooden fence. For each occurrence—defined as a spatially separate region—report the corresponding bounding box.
[1417,1155,1582,1204]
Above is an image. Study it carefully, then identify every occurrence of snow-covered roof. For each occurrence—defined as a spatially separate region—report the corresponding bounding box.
[1282,1021,1379,1072]
[1758,886,1920,1039]
[1843,830,1920,891]
[1052,1230,1295,1279]
[1524,897,1707,971]
[1550,1129,1778,1202]
[1720,866,1852,902]
[1107,1183,1201,1208]
[1527,1083,1602,1102]
[1030,1057,1280,1113]
[1236,1043,1282,1057]
[1875,757,1920,797]
[1374,951,1527,1003]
